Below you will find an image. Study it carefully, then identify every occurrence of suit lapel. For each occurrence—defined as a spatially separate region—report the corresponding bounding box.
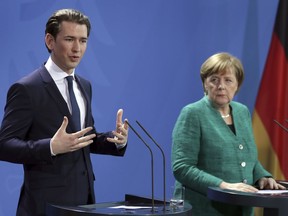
[74,75,92,161]
[39,67,92,132]
[75,75,91,128]
[39,66,71,118]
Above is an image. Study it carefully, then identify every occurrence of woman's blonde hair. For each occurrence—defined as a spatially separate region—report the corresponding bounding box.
[200,52,244,94]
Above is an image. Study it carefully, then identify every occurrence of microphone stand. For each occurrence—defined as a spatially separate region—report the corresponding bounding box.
[136,120,167,211]
[125,120,155,212]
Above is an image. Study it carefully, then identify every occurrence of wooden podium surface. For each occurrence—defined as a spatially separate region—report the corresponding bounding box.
[207,186,288,216]
[46,194,192,216]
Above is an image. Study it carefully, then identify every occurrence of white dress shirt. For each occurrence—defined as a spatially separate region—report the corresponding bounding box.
[45,57,87,130]
[44,57,125,155]
[45,57,87,155]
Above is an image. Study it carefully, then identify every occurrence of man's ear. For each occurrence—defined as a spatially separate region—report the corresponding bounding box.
[45,33,55,51]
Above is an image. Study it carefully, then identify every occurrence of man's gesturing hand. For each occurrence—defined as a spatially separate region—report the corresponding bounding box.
[51,116,96,155]
[107,109,129,145]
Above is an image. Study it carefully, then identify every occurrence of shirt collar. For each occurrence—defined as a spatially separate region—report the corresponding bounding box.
[45,56,76,81]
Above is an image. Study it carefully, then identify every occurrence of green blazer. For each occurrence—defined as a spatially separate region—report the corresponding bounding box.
[171,96,271,216]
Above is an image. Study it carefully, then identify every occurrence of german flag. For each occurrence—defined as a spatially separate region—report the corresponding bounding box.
[253,0,288,180]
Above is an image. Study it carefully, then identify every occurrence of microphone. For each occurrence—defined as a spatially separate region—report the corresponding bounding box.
[136,120,167,210]
[274,119,288,132]
[124,120,155,212]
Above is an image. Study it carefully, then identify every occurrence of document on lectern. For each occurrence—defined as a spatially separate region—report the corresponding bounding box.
[257,190,288,194]
[110,205,153,209]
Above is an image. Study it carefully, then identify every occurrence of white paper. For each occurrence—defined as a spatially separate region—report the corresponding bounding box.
[257,190,288,194]
[110,205,153,209]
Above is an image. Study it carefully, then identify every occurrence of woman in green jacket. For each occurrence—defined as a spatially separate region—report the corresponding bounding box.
[171,52,284,216]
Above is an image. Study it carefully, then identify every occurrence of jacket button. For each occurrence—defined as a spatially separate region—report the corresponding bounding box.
[241,162,246,167]
[239,144,244,150]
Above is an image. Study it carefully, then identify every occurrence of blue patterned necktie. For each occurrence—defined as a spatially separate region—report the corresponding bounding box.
[66,76,81,131]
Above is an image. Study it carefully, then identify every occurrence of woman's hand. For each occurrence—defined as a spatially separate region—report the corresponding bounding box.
[220,181,258,193]
[257,177,286,190]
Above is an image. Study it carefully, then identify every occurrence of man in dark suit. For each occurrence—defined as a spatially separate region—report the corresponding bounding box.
[0,9,129,216]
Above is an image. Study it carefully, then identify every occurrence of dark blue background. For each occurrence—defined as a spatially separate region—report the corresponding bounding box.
[0,0,278,215]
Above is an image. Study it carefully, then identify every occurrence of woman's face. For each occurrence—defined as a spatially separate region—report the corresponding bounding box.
[204,68,238,107]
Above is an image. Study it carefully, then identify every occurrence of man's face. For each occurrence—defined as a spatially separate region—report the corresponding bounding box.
[45,21,88,74]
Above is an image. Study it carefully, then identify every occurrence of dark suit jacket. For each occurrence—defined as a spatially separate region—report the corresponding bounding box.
[0,65,126,216]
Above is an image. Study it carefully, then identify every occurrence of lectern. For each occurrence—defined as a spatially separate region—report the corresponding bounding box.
[208,186,288,216]
[46,194,192,216]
